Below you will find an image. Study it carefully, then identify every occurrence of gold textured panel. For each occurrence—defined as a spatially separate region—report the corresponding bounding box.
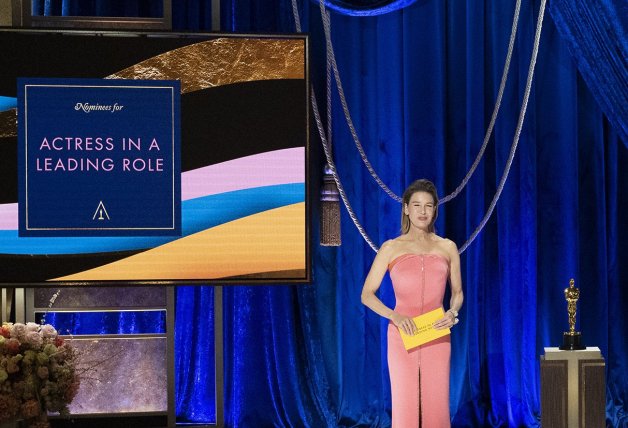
[107,38,305,93]
[2,37,305,138]
[0,109,16,138]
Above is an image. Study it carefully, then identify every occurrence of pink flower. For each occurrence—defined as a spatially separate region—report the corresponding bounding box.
[54,337,64,347]
[6,338,20,355]
[0,325,11,338]
[9,323,26,340]
[25,332,43,349]
[39,325,57,339]
[20,398,41,419]
[26,323,40,333]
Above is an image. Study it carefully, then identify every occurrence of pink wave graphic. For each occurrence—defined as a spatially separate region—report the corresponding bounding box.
[0,147,305,230]
[181,147,304,201]
[0,204,17,230]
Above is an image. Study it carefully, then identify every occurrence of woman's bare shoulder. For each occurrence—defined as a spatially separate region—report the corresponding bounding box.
[378,238,406,261]
[431,234,454,245]
[379,239,400,252]
[439,238,459,256]
[429,235,456,257]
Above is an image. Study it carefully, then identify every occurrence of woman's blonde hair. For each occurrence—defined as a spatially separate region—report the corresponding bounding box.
[400,179,439,234]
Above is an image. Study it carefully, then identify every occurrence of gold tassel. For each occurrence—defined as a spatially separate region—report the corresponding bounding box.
[320,164,341,246]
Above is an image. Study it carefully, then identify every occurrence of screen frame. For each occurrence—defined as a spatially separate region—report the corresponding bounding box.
[0,29,311,287]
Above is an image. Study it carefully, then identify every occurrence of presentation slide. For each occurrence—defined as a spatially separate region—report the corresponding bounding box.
[0,30,309,286]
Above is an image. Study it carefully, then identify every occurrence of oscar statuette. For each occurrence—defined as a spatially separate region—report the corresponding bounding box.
[559,278,586,350]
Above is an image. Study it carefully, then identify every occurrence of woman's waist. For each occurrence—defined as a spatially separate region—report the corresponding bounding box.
[393,302,443,317]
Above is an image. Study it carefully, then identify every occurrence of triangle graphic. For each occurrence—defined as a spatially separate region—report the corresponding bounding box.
[92,201,110,221]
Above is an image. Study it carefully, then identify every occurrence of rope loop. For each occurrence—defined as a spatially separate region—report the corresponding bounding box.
[292,0,547,254]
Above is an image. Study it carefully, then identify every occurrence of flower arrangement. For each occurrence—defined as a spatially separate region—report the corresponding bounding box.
[0,322,79,428]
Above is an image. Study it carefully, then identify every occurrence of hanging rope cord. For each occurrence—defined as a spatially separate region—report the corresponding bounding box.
[459,0,546,253]
[293,1,380,252]
[440,0,521,204]
[316,0,522,205]
[317,0,402,203]
[292,0,546,253]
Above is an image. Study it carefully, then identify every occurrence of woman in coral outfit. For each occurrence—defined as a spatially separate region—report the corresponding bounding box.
[361,179,464,428]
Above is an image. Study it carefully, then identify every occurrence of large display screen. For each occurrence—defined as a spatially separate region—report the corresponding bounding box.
[0,30,309,286]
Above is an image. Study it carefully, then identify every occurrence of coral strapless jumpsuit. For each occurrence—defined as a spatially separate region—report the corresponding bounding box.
[387,253,451,428]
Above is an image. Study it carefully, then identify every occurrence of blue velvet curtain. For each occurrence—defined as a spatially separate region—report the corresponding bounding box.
[176,286,216,423]
[33,0,627,426]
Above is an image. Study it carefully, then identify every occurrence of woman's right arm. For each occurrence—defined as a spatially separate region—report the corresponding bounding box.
[360,241,416,335]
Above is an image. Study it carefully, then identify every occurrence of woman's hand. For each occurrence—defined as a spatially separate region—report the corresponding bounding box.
[390,312,417,336]
[433,310,458,330]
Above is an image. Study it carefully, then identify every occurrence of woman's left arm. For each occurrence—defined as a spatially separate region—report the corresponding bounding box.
[447,240,464,317]
[434,239,464,329]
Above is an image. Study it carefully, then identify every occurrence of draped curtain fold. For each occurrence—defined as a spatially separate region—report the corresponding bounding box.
[549,0,628,146]
[33,0,627,426]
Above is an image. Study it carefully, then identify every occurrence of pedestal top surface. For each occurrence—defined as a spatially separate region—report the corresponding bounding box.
[543,346,603,360]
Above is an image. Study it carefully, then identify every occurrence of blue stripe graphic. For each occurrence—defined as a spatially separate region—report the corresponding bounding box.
[0,96,17,112]
[0,183,304,255]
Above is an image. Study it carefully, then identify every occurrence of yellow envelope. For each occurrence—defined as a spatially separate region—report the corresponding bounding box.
[399,307,451,350]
